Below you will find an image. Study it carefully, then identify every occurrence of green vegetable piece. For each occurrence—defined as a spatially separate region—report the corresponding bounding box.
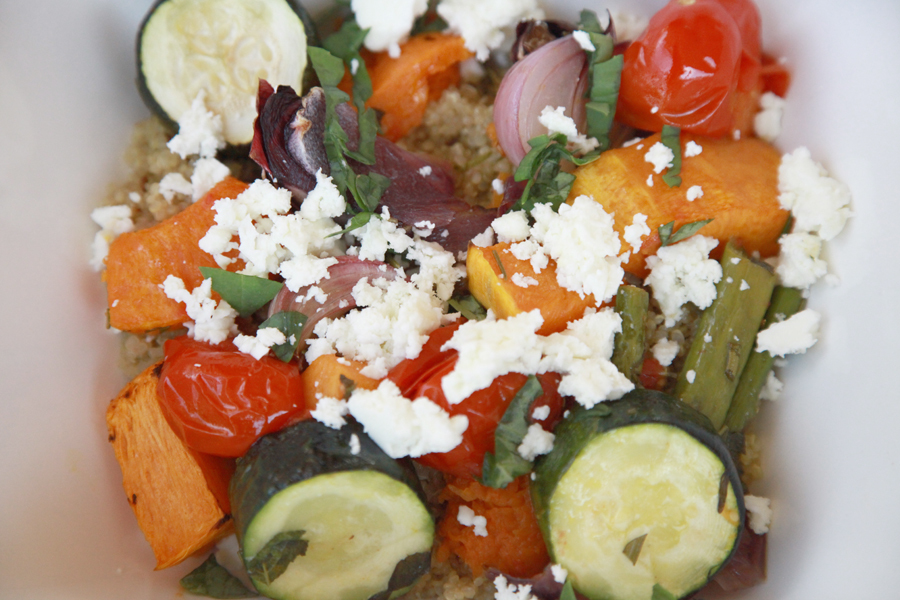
[512,133,599,214]
[675,242,777,429]
[651,584,678,600]
[448,295,487,321]
[354,172,391,212]
[180,554,256,599]
[492,249,507,279]
[482,376,545,489]
[246,530,309,586]
[611,285,649,383]
[322,20,367,62]
[660,125,682,187]
[585,54,623,151]
[577,9,604,34]
[259,311,308,362]
[199,267,284,317]
[560,580,577,600]
[658,218,713,247]
[622,533,647,566]
[307,46,345,87]
[724,286,806,431]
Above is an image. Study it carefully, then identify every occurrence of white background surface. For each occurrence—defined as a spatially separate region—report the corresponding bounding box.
[0,0,898,598]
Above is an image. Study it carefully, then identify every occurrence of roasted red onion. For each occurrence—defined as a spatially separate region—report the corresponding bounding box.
[267,256,401,356]
[493,36,590,166]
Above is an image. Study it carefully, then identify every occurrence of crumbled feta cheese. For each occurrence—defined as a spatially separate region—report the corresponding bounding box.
[650,106,659,114]
[167,91,225,159]
[686,369,696,383]
[350,58,360,76]
[684,140,703,157]
[704,333,713,343]
[509,238,549,273]
[349,208,415,262]
[538,106,599,155]
[471,226,495,248]
[740,279,750,291]
[778,147,852,241]
[310,396,350,429]
[457,506,488,537]
[90,205,135,271]
[645,235,722,325]
[347,379,468,458]
[158,172,192,202]
[759,371,783,401]
[492,178,507,195]
[234,327,286,360]
[349,433,361,455]
[162,276,238,344]
[550,564,568,584]
[531,405,551,421]
[744,495,773,534]
[491,210,531,243]
[572,30,595,51]
[413,220,436,238]
[733,130,741,140]
[686,185,704,202]
[352,0,428,53]
[518,423,555,460]
[388,42,401,58]
[755,309,820,357]
[418,165,433,177]
[644,142,674,173]
[438,0,544,61]
[191,157,230,200]
[128,192,141,203]
[623,213,650,254]
[651,338,680,367]
[646,174,654,187]
[775,232,829,290]
[493,575,536,600]
[754,91,786,143]
[511,272,539,288]
[623,137,644,148]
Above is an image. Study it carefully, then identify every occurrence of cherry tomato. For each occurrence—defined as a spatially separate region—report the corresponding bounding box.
[388,324,565,479]
[157,336,308,457]
[617,0,762,136]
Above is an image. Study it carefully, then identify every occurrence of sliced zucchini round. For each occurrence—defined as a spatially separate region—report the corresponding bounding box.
[532,390,744,600]
[230,420,434,600]
[137,0,313,145]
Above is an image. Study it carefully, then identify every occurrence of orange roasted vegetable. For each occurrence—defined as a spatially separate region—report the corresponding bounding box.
[106,362,235,569]
[467,242,595,335]
[568,133,788,278]
[365,33,474,141]
[104,177,249,332]
[436,475,550,578]
[301,354,380,411]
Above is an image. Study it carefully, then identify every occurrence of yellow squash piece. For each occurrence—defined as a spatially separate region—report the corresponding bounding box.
[106,362,234,569]
[568,133,788,278]
[467,242,595,335]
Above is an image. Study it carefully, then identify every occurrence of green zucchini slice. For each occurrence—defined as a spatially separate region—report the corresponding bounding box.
[230,420,434,600]
[532,391,744,600]
[137,0,313,145]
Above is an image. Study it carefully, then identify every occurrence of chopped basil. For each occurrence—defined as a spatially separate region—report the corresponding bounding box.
[560,579,577,600]
[354,172,391,212]
[481,376,545,488]
[448,295,487,321]
[246,530,309,586]
[411,0,448,35]
[307,46,345,87]
[259,311,308,362]
[576,10,623,151]
[492,249,507,279]
[622,533,647,565]
[179,554,256,599]
[577,9,605,34]
[651,584,678,600]
[339,374,357,400]
[660,125,683,187]
[513,133,598,213]
[658,219,714,247]
[199,267,284,317]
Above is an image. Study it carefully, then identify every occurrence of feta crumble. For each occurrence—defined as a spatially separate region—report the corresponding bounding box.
[645,235,723,326]
[778,147,852,241]
[550,564,568,584]
[686,185,704,202]
[538,106,599,155]
[517,423,555,461]
[572,30,595,51]
[349,433,361,455]
[686,369,696,384]
[167,91,225,159]
[684,140,703,157]
[759,371,783,401]
[532,405,551,421]
[755,309,820,357]
[511,272,539,288]
[310,396,349,429]
[457,506,488,537]
[493,575,537,600]
[744,495,773,534]
[651,338,680,367]
[491,210,531,243]
[644,142,674,174]
[162,276,238,344]
[90,205,134,271]
[351,0,428,53]
[158,172,192,203]
[754,91,786,143]
[438,0,544,61]
[234,327,286,360]
[623,213,650,254]
[418,165,433,177]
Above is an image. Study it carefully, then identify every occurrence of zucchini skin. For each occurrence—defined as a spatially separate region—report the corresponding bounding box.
[531,390,745,597]
[134,0,320,140]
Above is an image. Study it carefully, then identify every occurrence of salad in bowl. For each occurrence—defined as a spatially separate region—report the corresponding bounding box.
[88,0,852,599]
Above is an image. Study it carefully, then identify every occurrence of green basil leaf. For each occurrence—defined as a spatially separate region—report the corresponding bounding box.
[659,218,714,247]
[344,108,379,165]
[259,311,308,362]
[199,267,283,317]
[180,554,256,599]
[322,20,368,61]
[622,533,648,565]
[481,376,545,488]
[660,124,683,187]
[585,54,623,149]
[338,210,378,235]
[308,47,346,88]
[560,580,577,600]
[448,295,487,321]
[577,9,604,34]
[246,530,309,586]
[650,584,678,600]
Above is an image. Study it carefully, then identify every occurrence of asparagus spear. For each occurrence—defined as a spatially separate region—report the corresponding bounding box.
[675,242,776,429]
[612,284,650,383]
[724,286,806,432]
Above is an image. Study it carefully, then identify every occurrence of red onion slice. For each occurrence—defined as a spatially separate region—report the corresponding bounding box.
[493,36,590,166]
[267,256,402,354]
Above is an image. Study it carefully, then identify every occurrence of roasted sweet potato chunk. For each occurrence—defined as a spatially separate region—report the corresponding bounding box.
[568,133,788,277]
[104,177,248,332]
[467,242,595,335]
[301,354,380,410]
[106,362,235,569]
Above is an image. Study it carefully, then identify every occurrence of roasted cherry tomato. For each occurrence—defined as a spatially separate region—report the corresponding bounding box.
[157,336,308,457]
[617,0,762,137]
[388,324,565,479]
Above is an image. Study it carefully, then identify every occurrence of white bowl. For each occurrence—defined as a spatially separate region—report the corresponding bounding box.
[0,0,897,598]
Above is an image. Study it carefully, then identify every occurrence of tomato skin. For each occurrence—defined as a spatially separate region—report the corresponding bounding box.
[617,0,759,136]
[157,336,308,457]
